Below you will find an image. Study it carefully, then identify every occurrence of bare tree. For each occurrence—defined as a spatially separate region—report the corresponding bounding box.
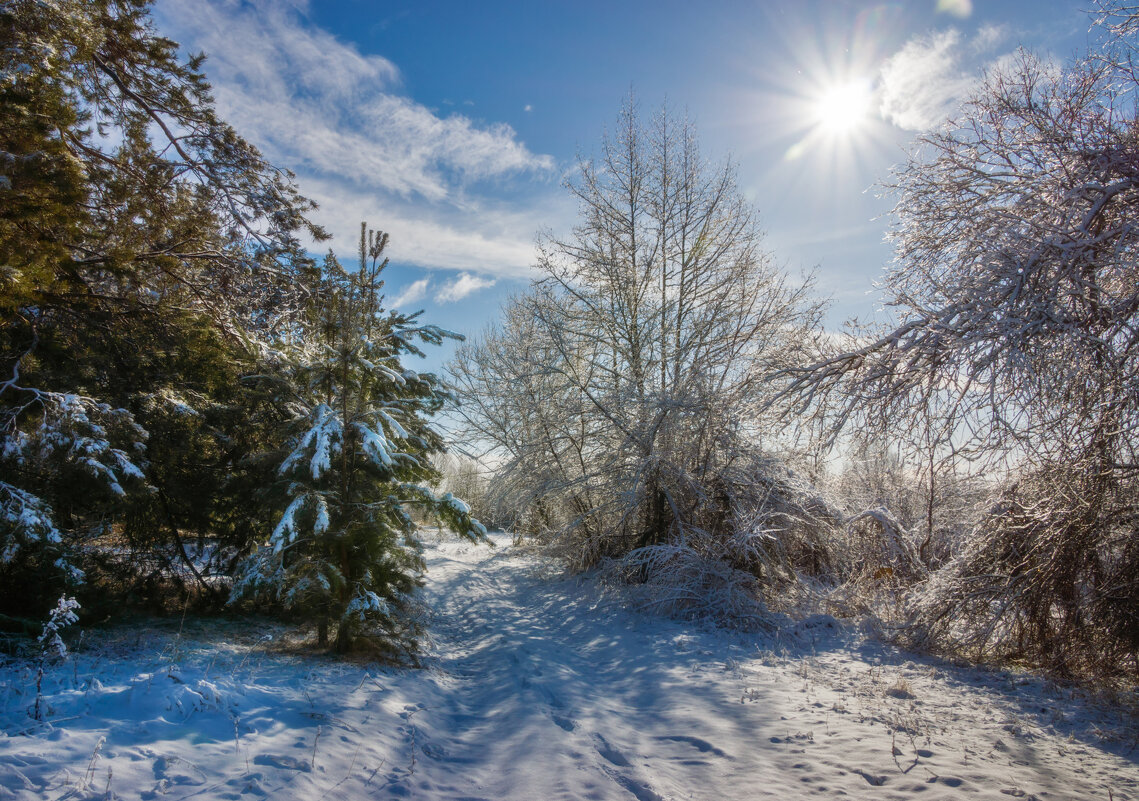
[783,33,1139,675]
[450,101,828,582]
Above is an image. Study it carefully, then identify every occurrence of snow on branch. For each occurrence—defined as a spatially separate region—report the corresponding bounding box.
[0,482,62,563]
[354,421,393,467]
[279,403,343,480]
[38,595,80,661]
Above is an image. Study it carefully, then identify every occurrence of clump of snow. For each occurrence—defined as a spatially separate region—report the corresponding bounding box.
[312,495,331,535]
[376,409,408,440]
[439,492,470,516]
[270,494,308,552]
[354,421,392,467]
[345,589,390,621]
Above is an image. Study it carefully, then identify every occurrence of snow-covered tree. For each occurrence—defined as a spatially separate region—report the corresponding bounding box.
[782,19,1139,675]
[450,102,827,582]
[1,391,147,619]
[1,0,323,619]
[231,226,486,656]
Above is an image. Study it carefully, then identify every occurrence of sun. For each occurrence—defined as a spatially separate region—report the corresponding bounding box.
[813,80,874,135]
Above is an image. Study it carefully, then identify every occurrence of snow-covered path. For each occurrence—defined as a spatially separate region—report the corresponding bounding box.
[412,535,769,800]
[1,532,1137,800]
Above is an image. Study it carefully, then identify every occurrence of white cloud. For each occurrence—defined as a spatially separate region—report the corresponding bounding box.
[390,278,429,309]
[153,0,558,273]
[878,27,1013,131]
[298,176,549,276]
[157,0,552,200]
[879,30,974,130]
[972,24,1009,53]
[435,273,496,303]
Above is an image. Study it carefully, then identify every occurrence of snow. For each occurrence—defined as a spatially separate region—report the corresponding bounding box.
[1,532,1135,800]
[0,483,62,551]
[355,422,393,467]
[376,409,408,441]
[345,590,390,621]
[280,404,343,480]
[439,492,470,516]
[270,494,307,552]
[312,496,330,536]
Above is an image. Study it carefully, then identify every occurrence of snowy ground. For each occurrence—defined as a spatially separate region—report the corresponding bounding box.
[1,531,1136,800]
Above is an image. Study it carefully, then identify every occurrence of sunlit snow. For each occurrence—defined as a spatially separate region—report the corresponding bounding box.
[1,532,1134,799]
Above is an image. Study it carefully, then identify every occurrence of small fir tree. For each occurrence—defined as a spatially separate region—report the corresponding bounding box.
[230,225,486,657]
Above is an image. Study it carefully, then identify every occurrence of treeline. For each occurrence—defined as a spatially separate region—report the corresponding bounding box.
[0,0,481,658]
[451,5,1139,681]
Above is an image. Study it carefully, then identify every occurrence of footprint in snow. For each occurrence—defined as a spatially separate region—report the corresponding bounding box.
[152,754,206,785]
[609,771,665,801]
[551,714,575,732]
[225,773,269,797]
[421,741,448,760]
[398,702,426,720]
[252,754,312,772]
[655,735,730,759]
[856,769,887,786]
[593,734,631,767]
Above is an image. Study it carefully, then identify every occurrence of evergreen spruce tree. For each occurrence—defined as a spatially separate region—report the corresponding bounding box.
[230,225,486,657]
[1,0,322,620]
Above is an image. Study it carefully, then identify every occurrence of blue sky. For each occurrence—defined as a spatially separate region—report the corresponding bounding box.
[155,0,1094,373]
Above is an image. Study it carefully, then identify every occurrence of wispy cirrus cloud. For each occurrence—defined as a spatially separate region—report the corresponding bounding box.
[879,30,975,130]
[297,176,548,276]
[878,26,1012,131]
[154,0,557,275]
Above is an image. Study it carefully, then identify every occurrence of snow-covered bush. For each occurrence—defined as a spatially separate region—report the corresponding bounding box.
[904,465,1139,678]
[841,508,927,588]
[595,454,845,628]
[38,595,80,661]
[715,458,841,584]
[605,544,778,632]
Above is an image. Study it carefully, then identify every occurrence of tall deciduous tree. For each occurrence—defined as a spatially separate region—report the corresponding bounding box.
[451,102,825,575]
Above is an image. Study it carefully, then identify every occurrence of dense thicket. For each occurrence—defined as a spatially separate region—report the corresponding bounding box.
[1,0,322,623]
